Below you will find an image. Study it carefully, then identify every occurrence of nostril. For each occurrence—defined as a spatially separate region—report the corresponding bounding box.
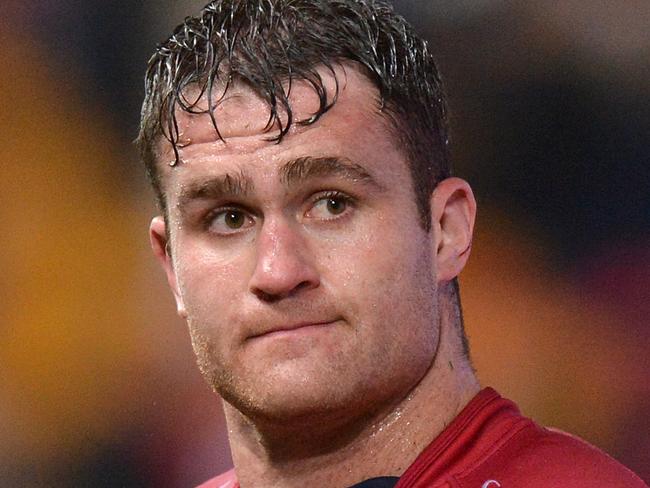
[251,280,315,303]
[252,288,280,303]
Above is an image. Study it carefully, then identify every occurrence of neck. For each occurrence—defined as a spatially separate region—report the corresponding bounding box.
[224,306,480,488]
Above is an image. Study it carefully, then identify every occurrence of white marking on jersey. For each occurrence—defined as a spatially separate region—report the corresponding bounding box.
[482,481,501,488]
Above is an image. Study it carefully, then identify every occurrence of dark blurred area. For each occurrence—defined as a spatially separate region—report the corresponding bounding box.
[1,1,648,486]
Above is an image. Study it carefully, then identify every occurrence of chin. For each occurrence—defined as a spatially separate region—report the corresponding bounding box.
[214,369,370,428]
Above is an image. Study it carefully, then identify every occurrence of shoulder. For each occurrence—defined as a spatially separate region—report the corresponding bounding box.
[458,422,647,488]
[195,468,238,488]
[516,426,646,486]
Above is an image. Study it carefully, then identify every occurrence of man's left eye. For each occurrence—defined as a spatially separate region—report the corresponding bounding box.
[306,193,352,220]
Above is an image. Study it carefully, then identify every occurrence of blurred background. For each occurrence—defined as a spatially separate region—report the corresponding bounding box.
[1,1,648,486]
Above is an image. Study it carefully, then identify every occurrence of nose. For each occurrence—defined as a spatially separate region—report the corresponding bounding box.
[248,218,320,302]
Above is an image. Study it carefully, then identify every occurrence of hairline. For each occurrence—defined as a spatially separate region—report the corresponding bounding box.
[149,64,421,217]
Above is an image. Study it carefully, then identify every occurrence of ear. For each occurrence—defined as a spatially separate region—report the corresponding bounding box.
[430,177,476,283]
[150,216,187,318]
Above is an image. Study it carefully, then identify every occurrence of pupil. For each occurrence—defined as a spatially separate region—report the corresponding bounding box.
[327,198,345,214]
[226,211,244,228]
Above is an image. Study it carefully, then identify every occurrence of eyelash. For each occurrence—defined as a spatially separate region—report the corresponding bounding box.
[308,190,355,215]
[311,190,349,203]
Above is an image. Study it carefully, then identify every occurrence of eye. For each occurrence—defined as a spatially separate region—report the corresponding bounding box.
[306,192,353,220]
[207,208,255,234]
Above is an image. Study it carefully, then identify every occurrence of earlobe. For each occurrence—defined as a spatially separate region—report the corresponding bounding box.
[149,216,187,318]
[430,178,476,283]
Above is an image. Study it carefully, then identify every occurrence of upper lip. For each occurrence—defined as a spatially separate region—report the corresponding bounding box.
[248,319,339,339]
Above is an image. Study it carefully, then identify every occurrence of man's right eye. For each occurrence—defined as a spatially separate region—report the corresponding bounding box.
[207,209,255,235]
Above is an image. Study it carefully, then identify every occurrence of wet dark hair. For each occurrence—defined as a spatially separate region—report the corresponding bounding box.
[136,0,451,231]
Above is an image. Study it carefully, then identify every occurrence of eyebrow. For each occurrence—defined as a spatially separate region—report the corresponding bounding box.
[177,172,253,209]
[280,156,382,189]
[177,156,382,209]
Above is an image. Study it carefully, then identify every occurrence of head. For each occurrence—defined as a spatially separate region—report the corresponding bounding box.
[139,0,475,430]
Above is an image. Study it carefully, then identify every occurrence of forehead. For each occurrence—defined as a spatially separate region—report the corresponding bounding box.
[155,65,401,185]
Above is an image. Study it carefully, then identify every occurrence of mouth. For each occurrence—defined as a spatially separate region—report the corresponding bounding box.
[248,319,340,341]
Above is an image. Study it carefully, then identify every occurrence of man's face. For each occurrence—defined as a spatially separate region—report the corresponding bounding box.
[152,67,442,425]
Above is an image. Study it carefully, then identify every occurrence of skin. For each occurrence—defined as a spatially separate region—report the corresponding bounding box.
[150,65,480,487]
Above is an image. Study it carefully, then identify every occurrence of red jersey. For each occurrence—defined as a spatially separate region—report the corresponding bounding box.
[197,388,647,488]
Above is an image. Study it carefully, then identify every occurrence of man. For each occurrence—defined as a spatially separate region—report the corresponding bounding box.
[137,1,647,487]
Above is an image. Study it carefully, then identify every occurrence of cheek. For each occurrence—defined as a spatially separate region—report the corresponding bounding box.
[177,251,249,380]
[336,216,433,285]
[175,245,249,329]
[326,222,437,324]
